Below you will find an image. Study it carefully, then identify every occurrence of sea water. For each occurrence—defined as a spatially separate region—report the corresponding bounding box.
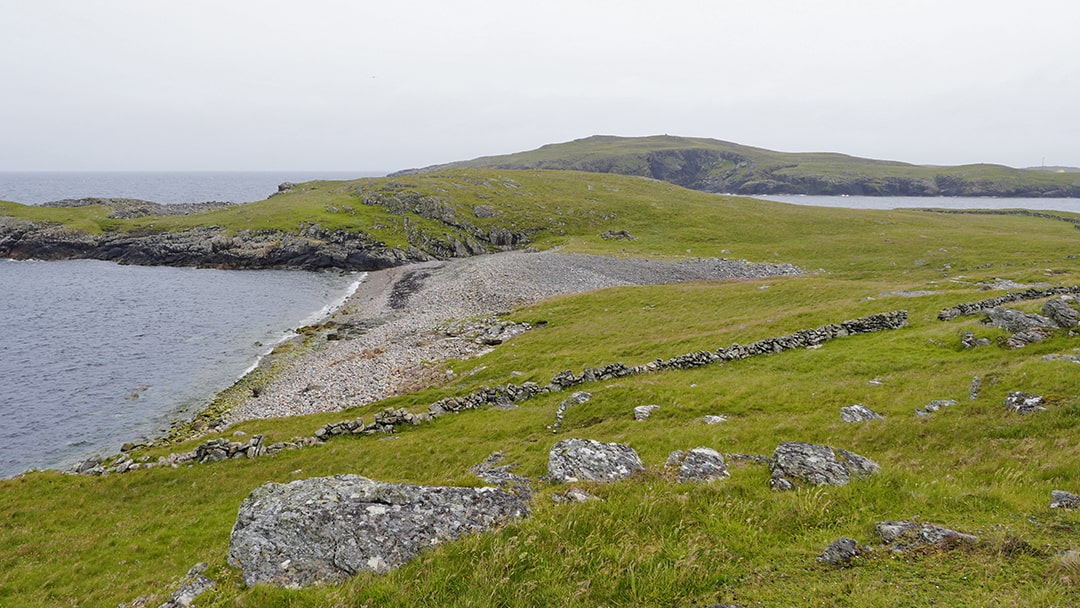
[0,172,376,477]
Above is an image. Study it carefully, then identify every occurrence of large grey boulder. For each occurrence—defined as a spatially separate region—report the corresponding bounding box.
[666,447,730,482]
[769,442,880,491]
[228,475,529,588]
[985,307,1056,333]
[1043,299,1079,328]
[547,438,644,483]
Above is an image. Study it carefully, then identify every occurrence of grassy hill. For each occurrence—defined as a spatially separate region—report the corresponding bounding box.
[2,170,1080,606]
[396,135,1080,197]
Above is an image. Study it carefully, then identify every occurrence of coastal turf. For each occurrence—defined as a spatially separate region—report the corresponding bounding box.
[1,172,1080,606]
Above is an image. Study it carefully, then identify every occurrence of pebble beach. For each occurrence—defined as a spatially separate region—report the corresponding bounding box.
[226,250,802,424]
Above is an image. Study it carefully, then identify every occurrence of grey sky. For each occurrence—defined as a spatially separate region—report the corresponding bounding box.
[2,0,1078,171]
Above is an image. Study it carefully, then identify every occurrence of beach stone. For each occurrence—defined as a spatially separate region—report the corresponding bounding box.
[817,537,866,565]
[1043,299,1079,328]
[875,520,978,552]
[839,403,882,422]
[547,438,644,483]
[633,404,661,420]
[667,447,730,482]
[1005,391,1046,414]
[228,475,529,587]
[1050,490,1080,509]
[769,442,880,491]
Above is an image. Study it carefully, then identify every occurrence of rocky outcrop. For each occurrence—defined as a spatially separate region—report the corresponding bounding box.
[547,439,645,483]
[875,521,978,552]
[228,475,529,588]
[1005,392,1046,414]
[817,537,868,565]
[0,219,424,270]
[769,442,880,491]
[1050,490,1080,509]
[1043,298,1079,328]
[840,404,882,422]
[666,447,730,482]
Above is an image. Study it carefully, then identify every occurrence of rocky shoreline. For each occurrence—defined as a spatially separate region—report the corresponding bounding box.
[221,250,803,425]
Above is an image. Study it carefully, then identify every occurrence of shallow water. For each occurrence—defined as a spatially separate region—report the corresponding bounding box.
[0,259,360,477]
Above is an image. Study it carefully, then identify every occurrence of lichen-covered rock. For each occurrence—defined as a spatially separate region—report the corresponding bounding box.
[633,404,661,420]
[547,438,644,483]
[985,307,1056,334]
[875,520,978,552]
[228,475,529,588]
[667,447,730,482]
[1005,391,1046,414]
[840,404,883,422]
[1050,490,1080,509]
[769,442,880,491]
[916,399,958,416]
[1043,298,1079,328]
[817,537,867,565]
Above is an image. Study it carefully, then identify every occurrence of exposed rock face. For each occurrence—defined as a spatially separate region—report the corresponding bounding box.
[633,405,661,420]
[547,439,645,483]
[1050,490,1080,509]
[916,399,958,417]
[1005,391,1046,414]
[666,447,730,482]
[875,521,978,552]
[817,537,867,565]
[840,404,883,423]
[985,307,1056,334]
[769,442,880,491]
[228,475,529,588]
[1043,298,1080,328]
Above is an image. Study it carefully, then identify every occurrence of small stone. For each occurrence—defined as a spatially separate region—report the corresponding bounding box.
[633,405,661,420]
[702,415,727,424]
[840,404,883,423]
[1005,391,1045,414]
[1050,490,1080,509]
[547,438,645,483]
[817,537,865,565]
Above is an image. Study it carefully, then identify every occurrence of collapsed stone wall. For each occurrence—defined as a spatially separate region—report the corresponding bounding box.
[938,285,1080,320]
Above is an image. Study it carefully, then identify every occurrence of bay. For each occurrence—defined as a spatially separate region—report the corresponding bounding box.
[0,259,360,478]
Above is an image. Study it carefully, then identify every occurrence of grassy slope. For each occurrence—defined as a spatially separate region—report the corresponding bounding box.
[411,134,1080,195]
[2,171,1080,606]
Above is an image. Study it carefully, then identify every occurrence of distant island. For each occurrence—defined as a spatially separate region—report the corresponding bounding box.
[395,134,1080,197]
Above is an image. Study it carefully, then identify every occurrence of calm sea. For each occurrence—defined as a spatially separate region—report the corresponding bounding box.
[756,194,1080,214]
[0,172,377,478]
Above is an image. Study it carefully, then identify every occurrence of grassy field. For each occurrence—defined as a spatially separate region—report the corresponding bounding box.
[2,170,1080,606]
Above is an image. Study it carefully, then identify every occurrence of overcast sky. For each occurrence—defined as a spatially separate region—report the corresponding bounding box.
[2,0,1078,172]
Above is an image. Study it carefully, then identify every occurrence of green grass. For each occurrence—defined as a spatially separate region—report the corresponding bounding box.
[2,170,1080,606]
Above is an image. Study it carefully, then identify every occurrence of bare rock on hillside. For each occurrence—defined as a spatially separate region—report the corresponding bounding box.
[817,537,868,565]
[916,399,958,417]
[876,520,978,552]
[985,307,1056,334]
[1005,391,1046,414]
[547,438,644,483]
[666,447,730,482]
[157,563,216,608]
[1050,490,1080,509]
[1043,298,1080,328]
[633,404,661,420]
[840,403,883,422]
[228,475,529,588]
[769,442,880,491]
